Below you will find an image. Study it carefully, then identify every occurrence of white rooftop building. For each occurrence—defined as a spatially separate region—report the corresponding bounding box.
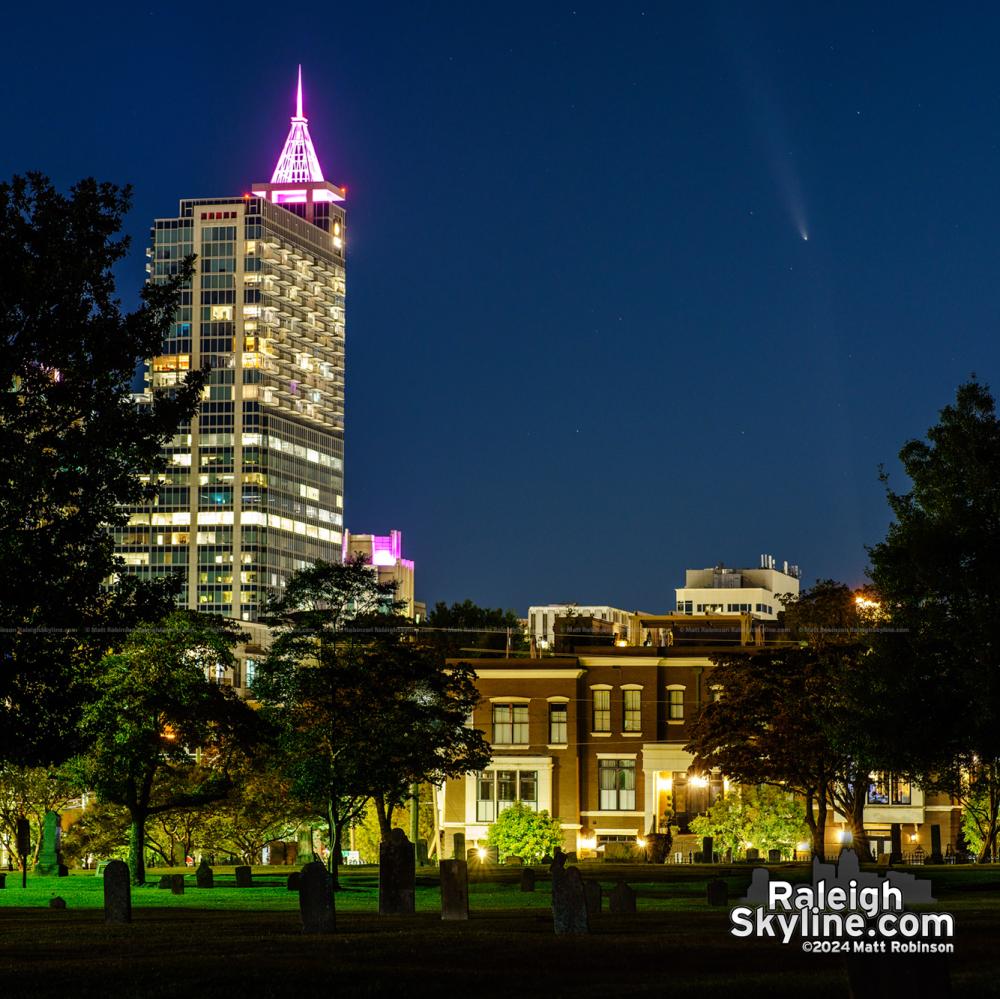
[674,555,801,621]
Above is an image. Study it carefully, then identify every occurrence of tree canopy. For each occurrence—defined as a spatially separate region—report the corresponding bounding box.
[867,379,1000,859]
[0,173,206,763]
[256,557,490,875]
[72,611,258,883]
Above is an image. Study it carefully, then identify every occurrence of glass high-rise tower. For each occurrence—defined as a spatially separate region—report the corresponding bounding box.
[115,69,346,624]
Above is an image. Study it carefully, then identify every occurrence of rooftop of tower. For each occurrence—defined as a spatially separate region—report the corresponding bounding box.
[252,66,345,206]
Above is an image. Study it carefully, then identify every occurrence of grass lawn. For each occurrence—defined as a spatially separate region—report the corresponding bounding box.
[0,864,996,997]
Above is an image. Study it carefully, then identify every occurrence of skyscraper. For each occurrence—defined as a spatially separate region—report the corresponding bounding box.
[115,69,346,623]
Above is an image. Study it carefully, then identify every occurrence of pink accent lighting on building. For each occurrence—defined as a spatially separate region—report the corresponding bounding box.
[252,66,346,206]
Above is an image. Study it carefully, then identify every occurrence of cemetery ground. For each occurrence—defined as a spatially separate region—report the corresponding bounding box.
[0,865,997,997]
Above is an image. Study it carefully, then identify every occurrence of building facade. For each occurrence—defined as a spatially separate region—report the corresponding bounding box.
[528,604,647,649]
[114,69,346,627]
[441,644,961,860]
[342,529,417,619]
[675,556,801,620]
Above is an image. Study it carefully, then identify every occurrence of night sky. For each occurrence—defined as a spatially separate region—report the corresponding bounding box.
[4,2,999,613]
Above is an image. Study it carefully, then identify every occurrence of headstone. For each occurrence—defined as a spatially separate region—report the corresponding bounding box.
[0,874,6,889]
[196,860,213,888]
[745,848,759,862]
[235,866,253,888]
[170,874,185,895]
[609,880,636,914]
[551,854,589,935]
[583,879,602,919]
[103,860,131,924]
[49,896,66,909]
[287,871,301,892]
[158,875,172,889]
[520,868,536,892]
[452,833,466,861]
[439,859,469,920]
[930,825,943,864]
[890,824,903,865]
[379,828,416,915]
[702,836,714,863]
[36,811,61,876]
[505,855,524,866]
[299,861,335,934]
[768,849,782,864]
[707,878,728,906]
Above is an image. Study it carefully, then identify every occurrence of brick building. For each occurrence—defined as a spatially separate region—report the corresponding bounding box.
[441,616,961,860]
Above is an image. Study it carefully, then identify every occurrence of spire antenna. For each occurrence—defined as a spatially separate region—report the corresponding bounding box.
[296,64,303,120]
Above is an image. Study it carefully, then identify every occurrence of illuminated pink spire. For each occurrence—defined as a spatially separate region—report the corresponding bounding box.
[270,66,325,184]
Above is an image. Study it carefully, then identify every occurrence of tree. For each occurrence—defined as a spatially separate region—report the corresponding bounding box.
[424,600,526,655]
[867,380,1000,860]
[690,785,809,860]
[195,756,303,866]
[60,803,130,868]
[486,803,563,863]
[0,174,206,764]
[686,582,878,860]
[0,766,81,869]
[72,611,258,884]
[256,557,490,874]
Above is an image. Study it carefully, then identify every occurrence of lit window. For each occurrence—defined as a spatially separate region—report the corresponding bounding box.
[492,704,528,745]
[549,703,568,744]
[623,689,641,731]
[598,759,636,810]
[593,689,610,732]
[476,769,538,822]
[668,688,685,720]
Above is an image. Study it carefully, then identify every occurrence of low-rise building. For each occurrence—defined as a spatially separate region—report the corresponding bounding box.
[441,634,961,860]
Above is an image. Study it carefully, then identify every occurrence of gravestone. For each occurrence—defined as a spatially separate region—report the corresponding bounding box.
[520,868,536,892]
[36,811,61,876]
[170,874,185,895]
[768,849,782,864]
[609,880,636,914]
[299,861,335,934]
[379,828,416,915]
[103,860,131,924]
[416,840,429,866]
[235,866,253,888]
[745,848,759,862]
[702,837,714,863]
[505,855,524,866]
[196,860,213,888]
[707,878,728,906]
[287,871,301,892]
[49,896,66,909]
[890,823,903,865]
[452,833,466,861]
[930,825,944,864]
[439,859,469,921]
[583,879,602,920]
[158,875,172,889]
[551,854,589,935]
[0,874,6,889]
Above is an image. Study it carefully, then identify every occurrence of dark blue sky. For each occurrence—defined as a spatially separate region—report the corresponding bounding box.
[5,2,999,612]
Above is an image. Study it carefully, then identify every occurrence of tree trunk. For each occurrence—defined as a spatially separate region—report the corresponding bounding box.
[815,795,827,862]
[850,789,871,861]
[128,813,147,885]
[374,796,392,841]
